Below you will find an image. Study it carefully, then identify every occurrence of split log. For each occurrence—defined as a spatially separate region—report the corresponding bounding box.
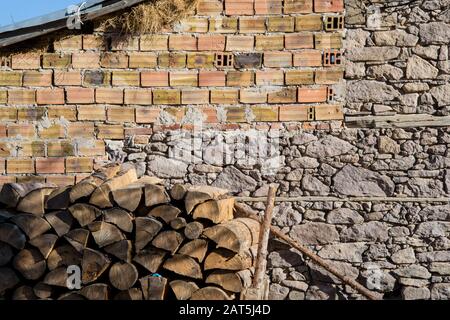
[46,186,71,210]
[184,222,204,240]
[0,242,13,266]
[144,184,170,207]
[148,204,181,223]
[43,267,68,287]
[193,198,235,224]
[90,168,138,208]
[47,244,81,271]
[190,287,232,300]
[112,185,142,212]
[68,204,102,227]
[16,187,56,216]
[33,282,53,299]
[148,276,168,300]
[13,248,46,280]
[29,234,58,259]
[169,280,199,300]
[151,230,184,254]
[163,254,202,280]
[103,208,133,233]
[92,163,122,181]
[82,248,110,284]
[178,239,208,263]
[11,214,51,239]
[88,221,124,248]
[0,267,19,293]
[203,218,260,254]
[0,223,26,250]
[109,262,138,290]
[114,288,143,300]
[206,270,253,293]
[45,210,73,236]
[69,176,104,203]
[170,184,188,201]
[12,286,37,300]
[58,292,85,300]
[64,228,90,252]
[170,217,187,230]
[80,283,109,300]
[104,240,132,262]
[185,186,229,214]
[135,217,163,251]
[0,182,53,208]
[0,209,14,222]
[204,248,256,271]
[133,248,166,273]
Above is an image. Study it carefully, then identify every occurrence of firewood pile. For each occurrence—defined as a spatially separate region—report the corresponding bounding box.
[0,164,260,300]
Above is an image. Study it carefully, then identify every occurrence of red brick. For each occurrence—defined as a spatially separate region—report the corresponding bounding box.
[226,36,254,51]
[198,35,226,51]
[284,0,313,13]
[124,89,152,105]
[298,87,328,103]
[39,124,65,139]
[199,71,226,86]
[68,122,95,138]
[0,176,16,185]
[293,50,322,67]
[227,71,254,87]
[201,107,219,123]
[240,89,267,104]
[66,157,94,173]
[47,106,77,121]
[0,124,7,137]
[111,36,139,51]
[211,89,239,104]
[264,52,292,68]
[112,71,140,86]
[36,88,65,105]
[256,70,284,85]
[268,87,297,103]
[77,140,105,156]
[129,52,158,68]
[141,71,169,87]
[100,52,129,68]
[279,105,311,121]
[181,89,210,104]
[107,107,135,123]
[47,141,75,157]
[197,0,223,15]
[46,175,75,186]
[285,33,314,49]
[140,35,169,51]
[66,87,95,104]
[18,107,45,121]
[239,17,266,33]
[169,35,197,51]
[8,89,36,105]
[72,52,100,68]
[314,0,344,12]
[11,53,41,69]
[23,71,52,87]
[254,0,282,14]
[97,125,124,140]
[225,0,254,15]
[54,70,82,86]
[136,107,160,123]
[95,88,124,104]
[170,72,198,87]
[7,159,35,174]
[36,158,65,174]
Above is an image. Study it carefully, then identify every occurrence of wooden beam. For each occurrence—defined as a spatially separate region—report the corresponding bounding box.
[345,114,450,128]
[236,196,450,203]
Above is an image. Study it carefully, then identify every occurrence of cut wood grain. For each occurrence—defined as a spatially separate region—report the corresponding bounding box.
[206,269,253,293]
[16,187,56,215]
[152,230,184,254]
[88,221,125,248]
[0,223,26,250]
[13,248,46,280]
[148,204,181,223]
[192,198,235,223]
[144,184,170,207]
[104,240,132,262]
[11,214,51,239]
[148,276,168,300]
[68,203,101,227]
[33,282,53,299]
[185,186,229,214]
[190,287,232,300]
[82,248,110,284]
[80,283,109,300]
[184,221,204,240]
[0,183,54,208]
[64,228,90,252]
[169,280,199,300]
[170,184,188,201]
[29,234,58,259]
[103,208,134,233]
[109,262,138,290]
[163,254,202,280]
[135,217,163,251]
[178,239,208,262]
[45,210,73,236]
[46,186,71,210]
[204,248,255,271]
[112,185,142,212]
[0,267,20,294]
[69,176,103,203]
[133,248,166,273]
[43,267,68,287]
[0,242,13,266]
[12,286,37,300]
[47,244,81,271]
[170,217,187,230]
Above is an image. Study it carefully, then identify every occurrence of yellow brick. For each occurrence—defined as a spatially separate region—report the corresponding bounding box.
[158,53,187,68]
[112,71,140,86]
[225,107,246,122]
[251,106,279,121]
[285,70,315,85]
[17,107,45,121]
[83,35,107,50]
[170,72,198,87]
[67,123,95,138]
[42,53,71,68]
[77,140,105,156]
[97,125,124,140]
[39,124,65,139]
[255,35,284,50]
[7,159,34,174]
[211,89,239,104]
[296,15,323,31]
[111,36,139,51]
[0,107,17,121]
[16,141,45,157]
[240,89,268,104]
[47,106,77,121]
[129,52,158,68]
[178,17,209,32]
[209,18,238,33]
[0,90,7,103]
[187,53,215,69]
[66,157,94,173]
[107,107,135,123]
[279,105,311,121]
[54,35,82,51]
[48,141,75,157]
[315,104,344,120]
[8,90,36,105]
[315,69,344,84]
[0,72,22,86]
[239,17,266,33]
[227,71,254,87]
[77,105,106,121]
[153,90,181,105]
[267,17,295,32]
[181,89,210,104]
[268,88,297,103]
[315,33,343,49]
[140,35,169,51]
[226,36,255,51]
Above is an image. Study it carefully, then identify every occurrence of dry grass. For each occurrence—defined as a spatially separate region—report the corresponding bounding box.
[100,0,199,34]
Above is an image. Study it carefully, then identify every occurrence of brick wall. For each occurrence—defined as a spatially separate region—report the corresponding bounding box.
[0,0,345,183]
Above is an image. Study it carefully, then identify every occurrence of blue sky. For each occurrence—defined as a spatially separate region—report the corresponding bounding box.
[0,0,81,27]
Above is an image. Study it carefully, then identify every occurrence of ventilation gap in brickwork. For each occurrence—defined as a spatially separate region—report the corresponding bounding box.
[307,107,315,121]
[215,53,234,68]
[327,87,334,102]
[325,16,344,31]
[0,56,11,68]
[323,50,342,66]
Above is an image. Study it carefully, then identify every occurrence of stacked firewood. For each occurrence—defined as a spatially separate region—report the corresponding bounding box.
[0,164,260,300]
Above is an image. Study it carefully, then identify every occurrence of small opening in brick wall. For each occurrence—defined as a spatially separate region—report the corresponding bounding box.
[327,87,334,102]
[323,50,342,66]
[0,56,11,68]
[215,53,234,68]
[307,107,315,121]
[325,16,344,31]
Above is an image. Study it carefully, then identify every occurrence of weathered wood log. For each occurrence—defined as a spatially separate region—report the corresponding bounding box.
[114,288,143,300]
[47,244,81,270]
[58,292,85,300]
[12,286,37,300]
[151,230,184,254]
[88,221,124,248]
[80,283,109,300]
[64,228,90,252]
[11,214,51,239]
[170,217,187,230]
[144,184,170,207]
[0,209,14,222]
[46,186,71,210]
[103,208,133,233]
[148,276,168,300]
[111,185,142,212]
[0,223,26,250]
[170,184,188,201]
[0,267,20,293]
[169,280,199,300]
[206,269,253,293]
[16,187,56,216]
[90,168,138,208]
[69,176,104,203]
[68,204,101,227]
[135,217,163,251]
[203,218,260,254]
[43,267,68,287]
[45,210,73,236]
[193,198,235,224]
[184,221,204,240]
[163,254,202,280]
[190,287,232,300]
[148,204,181,223]
[82,248,110,284]
[33,282,53,299]
[133,248,166,273]
[0,182,54,208]
[13,248,46,280]
[104,240,132,262]
[178,239,208,262]
[185,186,229,214]
[109,262,138,290]
[0,242,13,266]
[29,234,58,259]
[204,248,256,271]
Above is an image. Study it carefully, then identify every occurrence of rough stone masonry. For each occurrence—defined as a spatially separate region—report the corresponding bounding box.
[0,0,449,300]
